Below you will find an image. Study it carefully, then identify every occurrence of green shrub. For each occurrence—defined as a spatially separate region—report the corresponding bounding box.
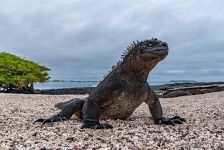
[0,52,50,92]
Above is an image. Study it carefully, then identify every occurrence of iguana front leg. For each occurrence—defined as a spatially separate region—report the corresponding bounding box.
[144,85,186,125]
[81,97,113,129]
[81,78,125,129]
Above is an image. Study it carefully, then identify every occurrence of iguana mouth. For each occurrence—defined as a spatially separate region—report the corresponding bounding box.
[147,47,168,58]
[150,47,168,52]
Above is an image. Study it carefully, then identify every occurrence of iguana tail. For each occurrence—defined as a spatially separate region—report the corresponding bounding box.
[34,98,85,124]
[54,98,82,110]
[54,98,85,119]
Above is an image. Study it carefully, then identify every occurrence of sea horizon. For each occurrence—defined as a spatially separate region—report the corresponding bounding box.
[34,78,224,90]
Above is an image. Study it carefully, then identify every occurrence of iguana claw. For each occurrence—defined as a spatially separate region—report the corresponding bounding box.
[156,116,186,125]
[34,115,68,126]
[81,123,113,129]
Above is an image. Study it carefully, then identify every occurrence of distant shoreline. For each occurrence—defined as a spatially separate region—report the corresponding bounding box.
[33,81,224,98]
[34,80,201,90]
[44,79,198,83]
[49,80,99,82]
[1,81,224,98]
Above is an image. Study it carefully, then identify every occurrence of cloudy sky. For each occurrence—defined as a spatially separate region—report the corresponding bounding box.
[1,0,224,81]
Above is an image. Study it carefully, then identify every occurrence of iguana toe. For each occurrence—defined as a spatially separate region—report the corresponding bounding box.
[34,115,68,126]
[156,116,186,125]
[81,123,113,129]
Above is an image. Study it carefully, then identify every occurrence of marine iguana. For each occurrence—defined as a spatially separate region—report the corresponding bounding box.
[35,38,186,129]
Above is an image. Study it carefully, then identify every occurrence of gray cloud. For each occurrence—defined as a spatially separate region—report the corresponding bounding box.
[0,0,224,81]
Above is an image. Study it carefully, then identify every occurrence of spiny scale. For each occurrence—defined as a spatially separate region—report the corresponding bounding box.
[120,38,160,61]
[121,48,131,59]
[121,55,125,59]
[103,60,122,79]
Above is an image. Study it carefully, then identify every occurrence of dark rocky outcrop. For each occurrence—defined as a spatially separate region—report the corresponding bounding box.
[35,87,92,95]
[153,82,224,98]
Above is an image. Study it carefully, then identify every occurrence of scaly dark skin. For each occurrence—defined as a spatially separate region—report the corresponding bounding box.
[35,38,186,129]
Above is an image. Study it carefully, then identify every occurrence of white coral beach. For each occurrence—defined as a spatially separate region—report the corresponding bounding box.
[0,92,223,149]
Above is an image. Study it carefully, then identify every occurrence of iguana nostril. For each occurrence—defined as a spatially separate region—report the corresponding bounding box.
[162,42,167,46]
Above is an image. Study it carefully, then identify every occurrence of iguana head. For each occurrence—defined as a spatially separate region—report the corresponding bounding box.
[122,38,168,61]
[122,38,168,79]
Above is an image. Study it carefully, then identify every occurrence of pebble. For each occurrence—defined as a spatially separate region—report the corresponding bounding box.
[0,92,223,149]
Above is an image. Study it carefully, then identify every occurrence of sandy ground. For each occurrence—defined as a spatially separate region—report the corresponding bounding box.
[0,92,223,150]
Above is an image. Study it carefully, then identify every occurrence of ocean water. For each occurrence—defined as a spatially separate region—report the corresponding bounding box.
[34,81,167,90]
[34,81,99,89]
[34,74,224,90]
